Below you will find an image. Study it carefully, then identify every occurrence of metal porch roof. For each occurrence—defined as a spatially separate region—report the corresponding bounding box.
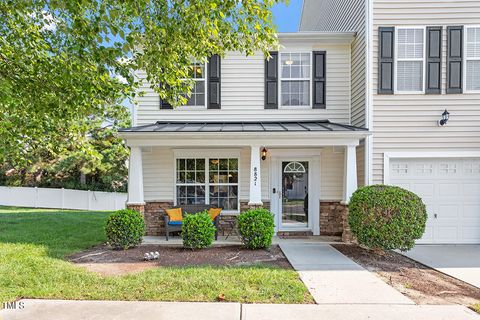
[119,120,368,133]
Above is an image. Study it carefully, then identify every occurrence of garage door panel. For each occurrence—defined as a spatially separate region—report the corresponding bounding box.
[463,204,480,219]
[390,157,480,244]
[463,227,480,242]
[435,226,460,243]
[463,183,480,196]
[437,204,459,219]
[438,183,460,196]
[413,183,435,198]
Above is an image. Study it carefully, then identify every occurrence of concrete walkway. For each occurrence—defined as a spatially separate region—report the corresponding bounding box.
[279,243,414,304]
[2,300,479,320]
[402,245,480,288]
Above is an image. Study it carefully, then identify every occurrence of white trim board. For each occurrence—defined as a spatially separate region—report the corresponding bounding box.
[383,151,480,184]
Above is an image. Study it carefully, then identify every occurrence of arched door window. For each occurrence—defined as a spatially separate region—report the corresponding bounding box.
[283,161,306,174]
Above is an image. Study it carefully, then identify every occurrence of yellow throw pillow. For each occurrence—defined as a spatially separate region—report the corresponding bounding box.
[165,208,183,221]
[208,208,222,220]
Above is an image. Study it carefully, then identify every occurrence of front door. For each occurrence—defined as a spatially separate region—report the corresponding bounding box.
[278,161,309,230]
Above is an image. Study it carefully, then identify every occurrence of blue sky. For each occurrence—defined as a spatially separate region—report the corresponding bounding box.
[271,0,303,32]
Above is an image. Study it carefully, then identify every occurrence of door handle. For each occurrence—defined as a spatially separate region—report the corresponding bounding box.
[434,213,437,219]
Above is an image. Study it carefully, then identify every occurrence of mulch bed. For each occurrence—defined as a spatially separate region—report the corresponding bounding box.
[68,244,292,276]
[333,244,480,306]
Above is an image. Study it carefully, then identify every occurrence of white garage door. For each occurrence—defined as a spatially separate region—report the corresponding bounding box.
[389,158,480,244]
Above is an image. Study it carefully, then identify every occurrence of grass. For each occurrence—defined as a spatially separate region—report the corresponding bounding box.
[473,303,480,314]
[0,206,313,304]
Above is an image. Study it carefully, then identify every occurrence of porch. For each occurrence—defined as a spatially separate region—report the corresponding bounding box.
[118,120,369,238]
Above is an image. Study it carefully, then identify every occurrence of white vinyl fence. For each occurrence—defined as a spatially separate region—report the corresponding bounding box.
[0,186,127,211]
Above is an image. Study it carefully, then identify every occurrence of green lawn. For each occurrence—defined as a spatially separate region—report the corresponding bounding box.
[0,206,312,304]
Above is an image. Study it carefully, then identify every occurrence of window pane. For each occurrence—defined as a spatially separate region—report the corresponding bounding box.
[209,159,219,171]
[281,81,310,106]
[397,28,424,59]
[186,159,196,170]
[467,60,480,91]
[397,61,423,91]
[185,81,205,106]
[467,27,480,58]
[281,53,310,79]
[188,63,205,79]
[228,159,238,170]
[228,172,238,183]
[196,159,205,171]
[219,159,228,170]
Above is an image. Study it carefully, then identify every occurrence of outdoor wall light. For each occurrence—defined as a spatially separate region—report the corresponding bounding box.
[438,109,450,126]
[261,147,268,161]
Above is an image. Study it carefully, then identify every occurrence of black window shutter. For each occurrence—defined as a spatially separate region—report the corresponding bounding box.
[265,51,278,109]
[312,51,326,109]
[160,84,173,109]
[378,27,395,94]
[426,26,442,94]
[447,26,463,94]
[208,55,221,109]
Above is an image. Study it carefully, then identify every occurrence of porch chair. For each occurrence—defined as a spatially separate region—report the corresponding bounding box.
[164,204,221,241]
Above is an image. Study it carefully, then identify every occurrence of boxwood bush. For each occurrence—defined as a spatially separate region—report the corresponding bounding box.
[182,211,216,249]
[348,185,427,251]
[238,208,275,249]
[105,209,145,250]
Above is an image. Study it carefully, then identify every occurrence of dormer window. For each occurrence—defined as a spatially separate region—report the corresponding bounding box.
[182,62,206,107]
[280,52,311,107]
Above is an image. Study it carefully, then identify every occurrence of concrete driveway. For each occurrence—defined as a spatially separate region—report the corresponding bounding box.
[402,245,480,288]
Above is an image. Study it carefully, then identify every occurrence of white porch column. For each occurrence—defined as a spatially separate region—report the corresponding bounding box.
[127,146,145,205]
[248,145,263,206]
[343,145,358,203]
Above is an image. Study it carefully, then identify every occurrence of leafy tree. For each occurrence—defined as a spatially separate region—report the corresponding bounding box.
[0,0,282,187]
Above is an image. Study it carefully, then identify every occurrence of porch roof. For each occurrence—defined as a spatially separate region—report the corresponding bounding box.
[119,120,368,133]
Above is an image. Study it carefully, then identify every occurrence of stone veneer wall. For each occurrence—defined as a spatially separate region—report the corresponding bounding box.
[319,201,348,236]
[129,200,271,236]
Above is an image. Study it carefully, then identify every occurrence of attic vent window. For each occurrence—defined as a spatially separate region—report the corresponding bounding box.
[283,162,306,174]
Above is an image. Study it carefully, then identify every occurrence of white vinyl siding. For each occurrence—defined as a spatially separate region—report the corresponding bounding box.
[372,0,480,184]
[300,0,366,127]
[141,147,345,204]
[395,27,425,93]
[134,43,352,125]
[465,26,480,92]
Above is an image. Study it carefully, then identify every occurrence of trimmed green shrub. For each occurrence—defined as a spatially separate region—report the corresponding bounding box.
[105,209,145,250]
[182,211,216,249]
[238,208,275,249]
[348,185,427,251]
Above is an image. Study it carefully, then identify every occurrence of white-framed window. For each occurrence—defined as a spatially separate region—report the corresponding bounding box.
[279,52,311,107]
[465,26,480,92]
[181,62,206,107]
[395,27,425,93]
[175,157,239,212]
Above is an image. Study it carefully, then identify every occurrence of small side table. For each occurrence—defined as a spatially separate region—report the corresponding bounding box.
[224,220,239,240]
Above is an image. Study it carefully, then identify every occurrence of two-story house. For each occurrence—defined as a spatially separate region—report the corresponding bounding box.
[119,32,370,237]
[301,0,480,244]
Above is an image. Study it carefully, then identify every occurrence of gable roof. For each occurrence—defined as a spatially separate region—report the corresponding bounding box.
[299,0,365,32]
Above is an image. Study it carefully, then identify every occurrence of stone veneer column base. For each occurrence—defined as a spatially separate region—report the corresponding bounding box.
[319,201,347,236]
[126,204,145,214]
[143,201,174,236]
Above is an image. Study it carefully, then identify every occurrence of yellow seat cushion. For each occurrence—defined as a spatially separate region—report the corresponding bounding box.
[208,208,222,220]
[165,208,183,222]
